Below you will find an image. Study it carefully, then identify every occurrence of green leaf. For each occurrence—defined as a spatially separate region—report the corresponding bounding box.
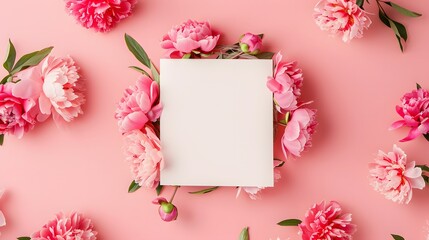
[424,133,429,142]
[416,83,422,89]
[239,227,249,240]
[391,234,405,240]
[392,20,408,41]
[17,237,31,240]
[384,2,422,17]
[128,181,141,193]
[395,35,404,52]
[0,75,11,85]
[124,34,151,68]
[11,47,53,74]
[423,175,429,184]
[258,33,264,39]
[188,186,219,194]
[356,0,364,8]
[129,66,150,76]
[277,219,302,226]
[156,184,163,196]
[3,39,16,72]
[417,165,429,172]
[182,53,192,59]
[379,9,391,28]
[0,134,4,146]
[150,61,160,84]
[255,52,275,59]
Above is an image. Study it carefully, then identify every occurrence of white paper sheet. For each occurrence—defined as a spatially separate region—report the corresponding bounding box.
[160,59,273,187]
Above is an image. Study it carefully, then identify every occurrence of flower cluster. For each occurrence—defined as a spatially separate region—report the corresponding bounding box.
[314,0,421,51]
[21,212,97,240]
[278,201,356,240]
[0,40,85,145]
[65,0,137,32]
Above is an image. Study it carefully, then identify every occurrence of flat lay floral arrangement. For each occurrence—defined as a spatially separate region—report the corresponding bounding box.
[1,0,428,239]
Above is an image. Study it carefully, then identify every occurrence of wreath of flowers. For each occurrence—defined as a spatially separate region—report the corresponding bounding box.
[115,19,317,222]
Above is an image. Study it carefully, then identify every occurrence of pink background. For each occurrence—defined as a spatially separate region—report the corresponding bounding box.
[1,0,429,239]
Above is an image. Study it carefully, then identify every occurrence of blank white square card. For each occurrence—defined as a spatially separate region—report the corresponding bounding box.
[160,59,273,187]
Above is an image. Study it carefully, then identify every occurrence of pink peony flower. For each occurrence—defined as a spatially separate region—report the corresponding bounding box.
[124,126,164,189]
[282,108,317,158]
[152,197,178,222]
[299,201,357,240]
[239,33,263,55]
[267,52,303,111]
[31,212,97,240]
[390,88,429,142]
[115,76,162,133]
[65,0,137,32]
[13,55,85,124]
[237,168,281,200]
[161,20,220,58]
[314,0,372,42]
[0,189,5,235]
[369,145,425,204]
[0,83,38,138]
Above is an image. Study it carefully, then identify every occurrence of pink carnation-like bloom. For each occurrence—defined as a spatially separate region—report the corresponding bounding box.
[65,0,137,32]
[115,76,162,133]
[390,88,429,142]
[237,168,281,200]
[369,145,425,204]
[124,126,164,189]
[239,33,263,54]
[31,212,97,240]
[314,0,372,42]
[299,201,357,240]
[161,20,220,58]
[0,83,38,138]
[0,189,5,235]
[267,52,303,111]
[282,108,317,158]
[13,55,85,124]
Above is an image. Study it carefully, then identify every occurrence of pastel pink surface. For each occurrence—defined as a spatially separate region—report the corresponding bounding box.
[0,0,429,239]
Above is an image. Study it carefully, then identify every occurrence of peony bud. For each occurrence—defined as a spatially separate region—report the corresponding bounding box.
[239,33,263,55]
[152,197,178,222]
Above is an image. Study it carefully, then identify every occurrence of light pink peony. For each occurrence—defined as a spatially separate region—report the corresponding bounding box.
[282,108,317,158]
[0,189,5,235]
[369,145,425,204]
[239,33,263,54]
[124,126,164,189]
[0,83,38,138]
[31,212,97,240]
[115,76,162,133]
[314,0,372,42]
[152,197,178,222]
[237,168,281,200]
[267,52,303,111]
[65,0,137,32]
[161,20,220,58]
[390,88,429,142]
[13,55,85,124]
[299,201,357,240]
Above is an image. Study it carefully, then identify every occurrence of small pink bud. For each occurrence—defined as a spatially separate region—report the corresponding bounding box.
[239,33,263,55]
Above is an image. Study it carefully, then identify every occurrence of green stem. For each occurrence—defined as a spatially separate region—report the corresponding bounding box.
[169,186,180,203]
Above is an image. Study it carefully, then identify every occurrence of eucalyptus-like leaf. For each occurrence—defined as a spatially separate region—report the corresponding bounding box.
[128,181,141,193]
[150,61,160,84]
[379,10,391,27]
[417,165,429,172]
[124,34,151,68]
[395,35,404,52]
[11,47,53,74]
[17,237,31,240]
[129,66,150,76]
[3,39,16,72]
[255,52,275,59]
[391,234,405,240]
[156,184,163,196]
[239,227,249,240]
[423,175,429,184]
[416,83,422,89]
[0,134,4,146]
[356,0,364,8]
[384,2,422,17]
[0,75,11,85]
[188,186,219,194]
[277,219,302,226]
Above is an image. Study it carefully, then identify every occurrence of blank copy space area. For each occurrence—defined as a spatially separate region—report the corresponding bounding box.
[160,59,273,187]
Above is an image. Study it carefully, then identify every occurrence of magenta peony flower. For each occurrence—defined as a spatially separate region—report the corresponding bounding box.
[299,201,357,240]
[267,52,303,111]
[314,0,371,42]
[369,145,425,204]
[115,76,162,133]
[31,212,97,240]
[390,88,429,142]
[161,20,220,58]
[0,83,38,138]
[282,108,317,158]
[0,189,5,235]
[152,197,178,222]
[124,126,164,189]
[237,168,281,200]
[14,55,85,124]
[239,33,263,55]
[65,0,137,32]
